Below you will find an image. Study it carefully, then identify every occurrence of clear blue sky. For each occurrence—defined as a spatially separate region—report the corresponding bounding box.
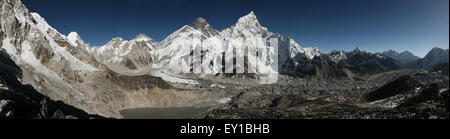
[22,0,448,57]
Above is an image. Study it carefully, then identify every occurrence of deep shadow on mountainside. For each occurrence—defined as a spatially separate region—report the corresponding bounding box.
[1,49,106,119]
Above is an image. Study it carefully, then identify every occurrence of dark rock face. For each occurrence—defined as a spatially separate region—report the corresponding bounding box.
[32,44,53,65]
[123,58,137,70]
[400,83,440,106]
[378,84,449,119]
[0,88,105,119]
[310,55,351,80]
[188,17,219,37]
[365,75,421,102]
[431,62,449,76]
[0,49,105,119]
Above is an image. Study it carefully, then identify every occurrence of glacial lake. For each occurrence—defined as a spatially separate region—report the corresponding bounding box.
[119,106,211,119]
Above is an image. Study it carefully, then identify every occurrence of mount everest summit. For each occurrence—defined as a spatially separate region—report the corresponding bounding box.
[1,0,448,119]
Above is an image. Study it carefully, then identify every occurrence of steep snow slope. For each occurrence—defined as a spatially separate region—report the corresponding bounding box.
[89,34,158,74]
[149,11,321,81]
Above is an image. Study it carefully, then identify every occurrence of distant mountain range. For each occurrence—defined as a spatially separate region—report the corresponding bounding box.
[381,50,420,65]
[379,48,449,70]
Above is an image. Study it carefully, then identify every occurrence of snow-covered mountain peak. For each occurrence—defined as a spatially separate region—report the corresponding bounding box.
[67,32,85,47]
[67,32,80,39]
[235,11,265,31]
[330,50,347,60]
[105,37,126,46]
[249,11,256,16]
[428,47,448,55]
[384,50,399,56]
[399,51,416,57]
[237,11,259,25]
[132,33,153,42]
[301,47,321,60]
[351,47,362,55]
[242,11,257,20]
[129,34,160,50]
[161,25,210,45]
[30,12,57,34]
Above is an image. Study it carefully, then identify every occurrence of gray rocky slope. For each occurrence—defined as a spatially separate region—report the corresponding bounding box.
[201,74,448,119]
[1,48,105,119]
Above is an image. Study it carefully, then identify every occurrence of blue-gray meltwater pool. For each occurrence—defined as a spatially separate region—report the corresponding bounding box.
[119,107,211,119]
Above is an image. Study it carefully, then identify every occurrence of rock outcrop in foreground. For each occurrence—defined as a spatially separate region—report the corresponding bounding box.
[201,75,449,119]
